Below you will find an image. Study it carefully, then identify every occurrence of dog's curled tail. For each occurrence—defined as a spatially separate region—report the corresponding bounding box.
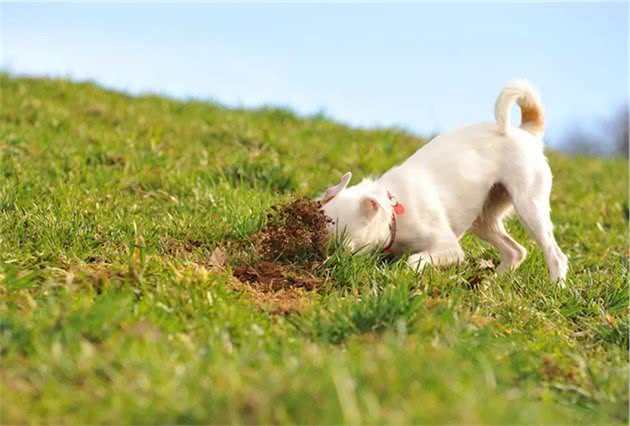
[494,79,545,138]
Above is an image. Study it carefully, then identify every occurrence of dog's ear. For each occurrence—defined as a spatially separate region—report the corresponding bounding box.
[321,172,352,204]
[360,195,385,219]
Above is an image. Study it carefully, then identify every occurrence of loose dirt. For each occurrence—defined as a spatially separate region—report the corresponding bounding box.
[230,196,332,314]
[233,261,324,292]
[255,196,332,263]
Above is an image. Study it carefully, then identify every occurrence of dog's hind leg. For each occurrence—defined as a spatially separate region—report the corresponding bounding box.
[503,164,568,283]
[471,183,527,273]
[510,194,568,283]
[471,219,527,273]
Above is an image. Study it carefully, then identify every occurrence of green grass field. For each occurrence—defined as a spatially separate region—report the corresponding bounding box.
[1,74,628,425]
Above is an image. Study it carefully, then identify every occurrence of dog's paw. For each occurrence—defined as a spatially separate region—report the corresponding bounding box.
[407,253,431,272]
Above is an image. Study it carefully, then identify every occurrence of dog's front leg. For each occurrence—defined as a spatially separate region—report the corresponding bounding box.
[407,245,465,272]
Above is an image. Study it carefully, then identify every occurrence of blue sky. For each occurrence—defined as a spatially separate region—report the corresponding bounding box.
[2,2,627,146]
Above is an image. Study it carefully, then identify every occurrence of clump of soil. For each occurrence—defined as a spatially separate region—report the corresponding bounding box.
[255,196,332,263]
[229,196,332,314]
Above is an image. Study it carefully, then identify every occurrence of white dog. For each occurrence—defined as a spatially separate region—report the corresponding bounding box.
[319,80,568,282]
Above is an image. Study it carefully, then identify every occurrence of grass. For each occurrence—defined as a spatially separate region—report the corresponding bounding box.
[1,73,628,425]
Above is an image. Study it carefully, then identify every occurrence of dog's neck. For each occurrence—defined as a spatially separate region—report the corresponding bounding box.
[353,179,397,250]
[383,191,405,252]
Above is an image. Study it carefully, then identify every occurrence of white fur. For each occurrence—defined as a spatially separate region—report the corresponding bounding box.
[494,79,545,138]
[320,80,568,283]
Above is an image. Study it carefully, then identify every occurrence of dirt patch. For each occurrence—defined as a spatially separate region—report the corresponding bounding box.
[233,262,326,315]
[79,261,127,293]
[541,355,577,382]
[229,196,331,314]
[234,261,324,292]
[231,283,312,316]
[160,237,205,257]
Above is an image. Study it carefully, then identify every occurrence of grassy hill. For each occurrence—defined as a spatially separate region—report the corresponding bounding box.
[1,74,627,424]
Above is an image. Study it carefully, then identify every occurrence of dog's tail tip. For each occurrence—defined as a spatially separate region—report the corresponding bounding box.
[494,79,545,138]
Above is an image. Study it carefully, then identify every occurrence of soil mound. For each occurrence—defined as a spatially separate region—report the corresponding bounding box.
[255,196,331,263]
[230,196,332,314]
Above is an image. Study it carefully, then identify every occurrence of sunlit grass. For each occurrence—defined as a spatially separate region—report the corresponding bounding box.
[1,74,627,424]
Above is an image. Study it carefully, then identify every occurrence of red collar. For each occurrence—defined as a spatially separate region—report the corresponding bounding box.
[383,191,405,253]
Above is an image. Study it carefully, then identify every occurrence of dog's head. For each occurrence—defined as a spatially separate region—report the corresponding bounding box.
[318,172,392,251]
